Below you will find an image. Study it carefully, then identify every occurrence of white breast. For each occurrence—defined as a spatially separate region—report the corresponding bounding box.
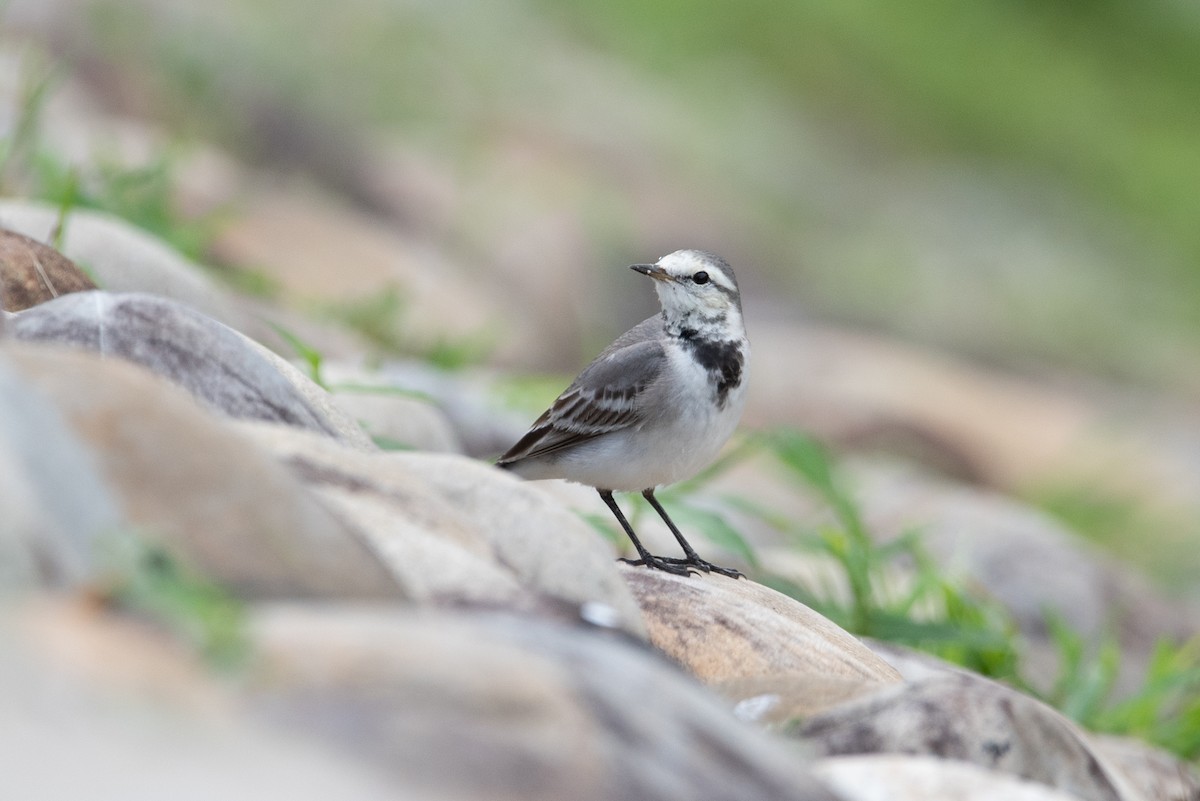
[541,339,749,491]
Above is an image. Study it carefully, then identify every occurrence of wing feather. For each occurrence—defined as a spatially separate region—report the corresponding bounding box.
[498,326,665,465]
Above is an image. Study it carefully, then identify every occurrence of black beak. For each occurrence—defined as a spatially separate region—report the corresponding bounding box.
[630,264,671,282]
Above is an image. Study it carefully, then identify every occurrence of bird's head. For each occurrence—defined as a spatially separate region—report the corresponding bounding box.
[631,250,743,337]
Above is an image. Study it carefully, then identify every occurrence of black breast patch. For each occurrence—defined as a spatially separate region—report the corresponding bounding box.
[683,338,744,407]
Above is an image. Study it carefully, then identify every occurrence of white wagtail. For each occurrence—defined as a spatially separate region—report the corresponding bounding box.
[497,250,749,578]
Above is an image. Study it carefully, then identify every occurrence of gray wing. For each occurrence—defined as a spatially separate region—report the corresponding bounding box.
[498,318,665,464]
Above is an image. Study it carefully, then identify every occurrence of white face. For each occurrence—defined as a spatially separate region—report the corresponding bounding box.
[653,250,740,315]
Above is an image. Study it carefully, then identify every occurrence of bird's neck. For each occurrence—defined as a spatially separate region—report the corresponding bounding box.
[662,306,747,409]
[661,305,744,343]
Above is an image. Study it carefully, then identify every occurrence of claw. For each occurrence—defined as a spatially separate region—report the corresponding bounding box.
[657,556,742,579]
[702,562,744,580]
[620,555,743,579]
[618,556,696,577]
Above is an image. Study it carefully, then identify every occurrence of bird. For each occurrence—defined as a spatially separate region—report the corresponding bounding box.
[496,249,749,579]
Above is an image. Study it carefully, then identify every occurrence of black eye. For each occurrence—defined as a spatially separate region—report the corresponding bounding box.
[692,271,709,284]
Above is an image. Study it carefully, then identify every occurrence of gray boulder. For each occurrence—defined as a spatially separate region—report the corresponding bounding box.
[331,386,464,453]
[791,672,1147,801]
[0,597,421,801]
[1,342,401,601]
[7,291,370,447]
[0,353,122,592]
[236,422,645,633]
[248,603,839,801]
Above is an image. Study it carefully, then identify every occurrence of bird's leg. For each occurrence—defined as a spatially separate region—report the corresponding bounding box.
[598,490,694,577]
[641,488,744,579]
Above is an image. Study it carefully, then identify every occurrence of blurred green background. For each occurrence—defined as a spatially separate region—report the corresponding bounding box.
[8,0,1200,390]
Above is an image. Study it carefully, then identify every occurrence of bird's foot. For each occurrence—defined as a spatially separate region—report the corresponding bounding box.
[655,556,744,580]
[620,555,743,579]
[618,555,696,577]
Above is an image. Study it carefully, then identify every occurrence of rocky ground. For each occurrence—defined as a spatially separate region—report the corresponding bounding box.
[3,23,1200,801]
[4,187,1200,801]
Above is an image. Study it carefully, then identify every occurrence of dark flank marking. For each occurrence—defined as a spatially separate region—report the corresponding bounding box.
[982,739,1011,763]
[682,338,744,407]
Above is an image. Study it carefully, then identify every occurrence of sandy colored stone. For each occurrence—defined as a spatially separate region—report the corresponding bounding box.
[620,565,902,685]
[1,342,401,601]
[0,227,96,311]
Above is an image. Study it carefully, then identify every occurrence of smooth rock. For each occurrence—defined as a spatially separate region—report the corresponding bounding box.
[717,673,888,725]
[745,320,1090,484]
[1090,735,1200,801]
[325,359,529,458]
[7,291,371,447]
[0,354,122,592]
[747,320,1200,589]
[862,636,1197,800]
[331,386,463,452]
[1,343,402,601]
[207,186,507,351]
[236,419,524,606]
[244,341,376,450]
[247,603,839,801]
[236,422,644,633]
[791,673,1147,801]
[2,597,410,801]
[0,200,247,328]
[813,754,1085,801]
[850,460,1192,692]
[0,199,363,361]
[711,451,1192,696]
[0,227,97,310]
[387,451,644,631]
[619,565,902,685]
